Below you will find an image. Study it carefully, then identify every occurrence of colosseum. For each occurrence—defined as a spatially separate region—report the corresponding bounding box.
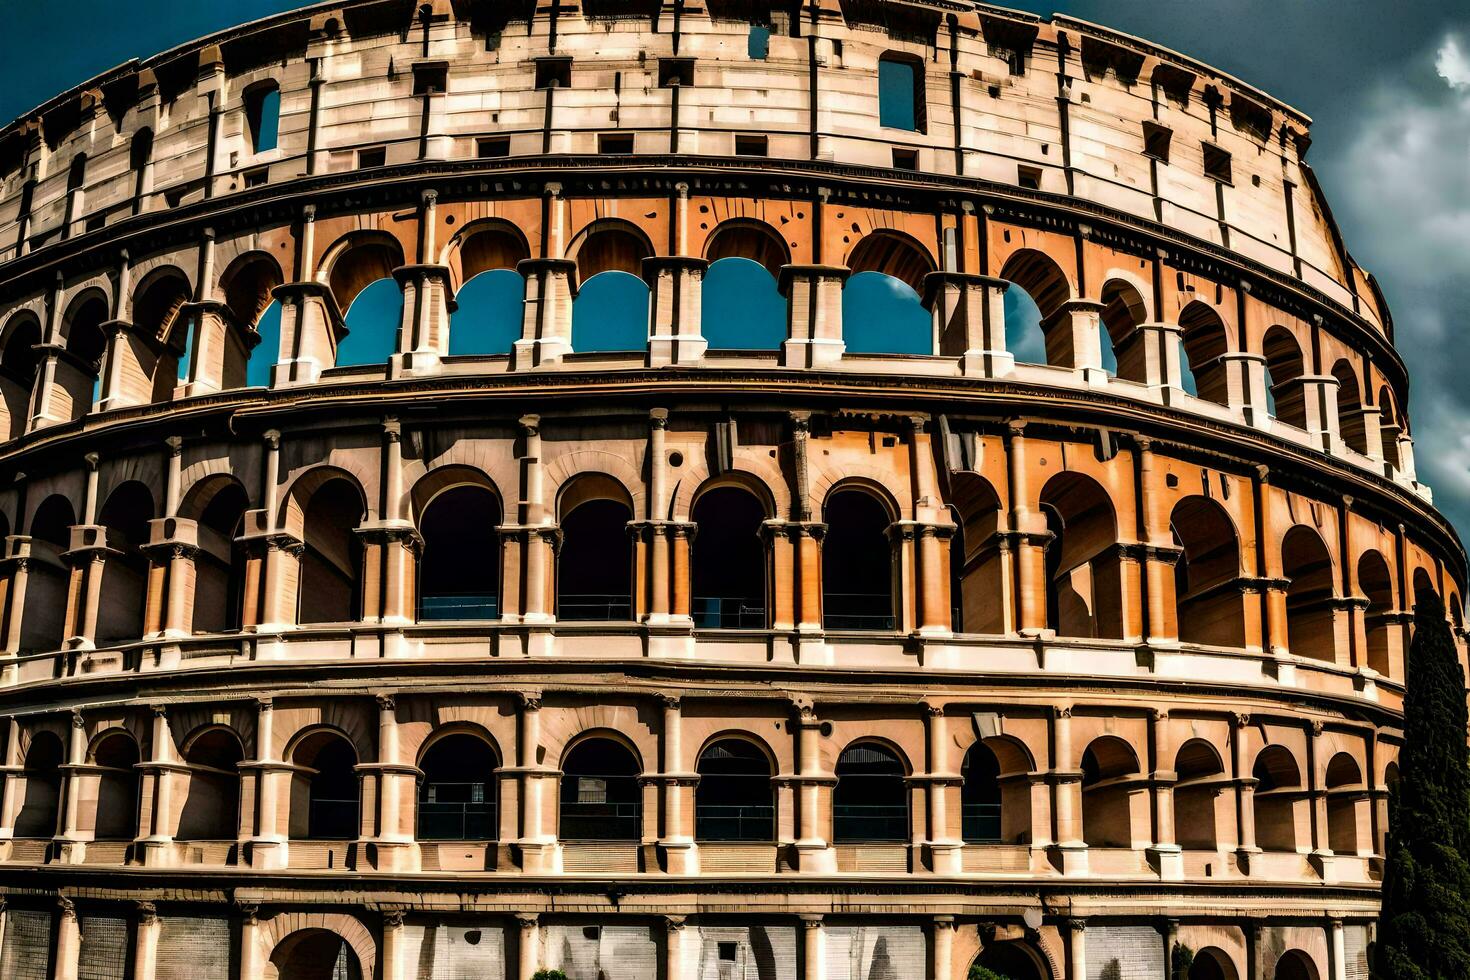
[0,1,1461,978]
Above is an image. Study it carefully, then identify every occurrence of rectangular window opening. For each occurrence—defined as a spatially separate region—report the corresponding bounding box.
[244,167,269,188]
[245,85,281,154]
[735,134,768,157]
[358,146,387,169]
[477,136,511,159]
[599,133,634,155]
[718,942,738,962]
[535,57,572,89]
[1142,121,1173,163]
[878,55,924,132]
[892,147,919,171]
[748,24,770,59]
[412,61,449,96]
[1203,142,1233,184]
[659,58,694,88]
[1018,165,1042,190]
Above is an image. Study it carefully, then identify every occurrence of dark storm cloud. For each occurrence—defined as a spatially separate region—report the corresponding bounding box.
[2,1,1467,539]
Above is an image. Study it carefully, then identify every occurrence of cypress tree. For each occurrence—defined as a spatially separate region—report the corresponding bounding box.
[1375,592,1470,979]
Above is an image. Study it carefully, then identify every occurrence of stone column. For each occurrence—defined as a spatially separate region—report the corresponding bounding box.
[272,207,346,386]
[515,913,540,980]
[55,710,89,863]
[1308,721,1332,878]
[246,698,288,869]
[1223,350,1272,427]
[517,694,557,873]
[645,256,708,366]
[659,695,697,874]
[238,904,264,980]
[391,190,456,377]
[1066,920,1087,980]
[0,719,22,850]
[1115,321,1186,400]
[1007,422,1050,634]
[792,701,835,872]
[369,693,419,872]
[925,706,962,874]
[925,272,1013,378]
[137,705,177,867]
[1135,439,1182,645]
[931,917,955,980]
[133,902,160,980]
[517,416,556,626]
[1232,713,1260,867]
[1148,708,1183,880]
[54,897,81,980]
[664,915,688,980]
[1052,707,1087,875]
[780,265,848,368]
[800,915,825,980]
[381,910,407,980]
[1329,919,1347,980]
[1041,299,1108,384]
[513,185,574,371]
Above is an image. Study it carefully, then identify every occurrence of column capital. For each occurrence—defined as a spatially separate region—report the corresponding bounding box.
[257,697,275,712]
[84,452,100,472]
[382,417,402,441]
[70,709,85,730]
[1232,712,1251,729]
[137,901,159,924]
[649,407,670,429]
[518,691,544,711]
[58,896,77,919]
[516,912,540,929]
[165,435,183,456]
[236,901,260,923]
[420,188,438,208]
[799,913,824,928]
[657,693,682,711]
[383,908,408,928]
[375,693,397,712]
[519,414,541,437]
[263,429,281,450]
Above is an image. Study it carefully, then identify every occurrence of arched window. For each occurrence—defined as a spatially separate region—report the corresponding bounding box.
[219,253,284,390]
[842,233,934,355]
[949,473,1004,635]
[970,943,1048,980]
[449,225,531,355]
[999,249,1070,366]
[15,731,64,838]
[129,128,154,207]
[1252,746,1304,852]
[1098,280,1147,382]
[1377,386,1403,470]
[559,737,641,841]
[329,237,405,367]
[822,488,894,630]
[21,495,74,652]
[1170,497,1245,647]
[1187,948,1239,980]
[1262,326,1307,428]
[557,476,633,621]
[1358,551,1396,675]
[877,53,924,132]
[960,743,1002,843]
[270,930,362,980]
[245,83,281,154]
[298,478,366,624]
[1080,737,1142,847]
[1331,360,1367,454]
[418,485,502,621]
[691,485,767,628]
[1281,526,1336,663]
[62,294,108,414]
[1040,472,1122,639]
[0,315,40,441]
[833,742,907,842]
[1173,739,1226,850]
[130,272,193,403]
[695,738,774,841]
[1179,302,1230,404]
[1412,567,1439,612]
[290,731,359,840]
[702,221,789,351]
[92,732,141,840]
[188,479,249,633]
[1325,752,1364,855]
[418,733,498,841]
[177,729,244,841]
[96,481,155,645]
[570,224,652,353]
[1272,951,1320,980]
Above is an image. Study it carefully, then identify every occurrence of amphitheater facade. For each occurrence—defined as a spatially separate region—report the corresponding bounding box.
[0,1,1463,978]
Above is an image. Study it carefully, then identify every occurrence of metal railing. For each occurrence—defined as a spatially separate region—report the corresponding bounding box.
[823,593,896,631]
[560,801,641,840]
[961,803,1003,843]
[695,804,775,841]
[693,597,767,629]
[307,798,360,840]
[418,593,499,622]
[418,801,497,841]
[558,593,634,622]
[832,804,908,842]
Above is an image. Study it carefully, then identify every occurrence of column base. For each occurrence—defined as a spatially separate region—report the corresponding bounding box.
[792,839,836,873]
[389,350,443,377]
[366,838,421,872]
[959,349,1015,378]
[511,338,571,371]
[53,838,88,864]
[662,839,699,875]
[928,840,963,875]
[135,837,177,868]
[1149,843,1184,880]
[246,837,289,870]
[1051,841,1089,877]
[518,838,561,874]
[782,338,845,369]
[270,358,326,386]
[648,334,707,366]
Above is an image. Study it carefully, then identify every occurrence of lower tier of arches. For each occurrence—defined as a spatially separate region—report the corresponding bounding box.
[0,895,1374,980]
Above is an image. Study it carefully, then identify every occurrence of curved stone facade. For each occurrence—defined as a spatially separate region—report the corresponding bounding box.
[0,3,1463,979]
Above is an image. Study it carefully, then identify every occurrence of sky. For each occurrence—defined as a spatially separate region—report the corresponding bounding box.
[3,0,1469,539]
